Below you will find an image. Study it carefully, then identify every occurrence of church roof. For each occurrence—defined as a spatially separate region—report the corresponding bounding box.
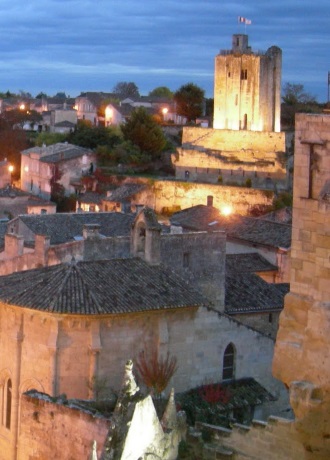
[0,258,207,315]
[226,253,277,274]
[225,273,289,314]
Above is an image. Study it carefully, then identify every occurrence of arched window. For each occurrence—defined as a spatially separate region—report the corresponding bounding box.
[222,343,235,381]
[5,379,12,429]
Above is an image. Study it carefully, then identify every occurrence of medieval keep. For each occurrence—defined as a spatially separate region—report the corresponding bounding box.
[213,34,282,132]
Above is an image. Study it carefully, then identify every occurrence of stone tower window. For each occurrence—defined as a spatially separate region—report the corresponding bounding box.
[5,378,12,429]
[222,343,235,381]
[241,69,248,80]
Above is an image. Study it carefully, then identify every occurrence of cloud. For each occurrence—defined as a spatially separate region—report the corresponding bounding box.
[0,0,327,100]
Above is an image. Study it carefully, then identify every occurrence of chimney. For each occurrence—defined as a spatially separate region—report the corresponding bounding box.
[83,224,101,240]
[207,195,213,207]
[4,233,24,258]
[34,234,50,267]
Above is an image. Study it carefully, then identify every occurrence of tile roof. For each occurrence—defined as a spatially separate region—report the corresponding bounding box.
[21,143,93,164]
[226,275,289,314]
[225,273,289,314]
[171,205,291,249]
[15,212,135,244]
[78,192,105,205]
[226,253,278,274]
[104,184,147,203]
[0,258,207,315]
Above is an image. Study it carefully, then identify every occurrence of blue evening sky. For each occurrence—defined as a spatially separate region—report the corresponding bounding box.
[0,0,328,101]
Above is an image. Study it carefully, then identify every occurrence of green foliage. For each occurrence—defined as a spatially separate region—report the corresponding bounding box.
[121,107,167,157]
[135,348,178,396]
[113,81,140,99]
[273,192,293,210]
[174,82,205,122]
[68,122,122,150]
[177,383,231,428]
[148,86,173,99]
[35,132,68,146]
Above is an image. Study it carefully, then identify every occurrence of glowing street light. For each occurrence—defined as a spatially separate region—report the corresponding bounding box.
[221,205,232,216]
[8,165,14,185]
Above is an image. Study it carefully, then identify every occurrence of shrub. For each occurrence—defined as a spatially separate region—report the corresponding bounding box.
[135,348,178,396]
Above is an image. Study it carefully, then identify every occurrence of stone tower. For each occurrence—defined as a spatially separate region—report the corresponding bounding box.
[273,113,330,458]
[213,34,282,132]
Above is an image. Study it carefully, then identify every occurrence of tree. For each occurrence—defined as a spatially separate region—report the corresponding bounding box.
[281,83,320,129]
[282,83,317,105]
[35,92,49,99]
[148,86,173,99]
[112,81,140,99]
[174,83,205,122]
[68,121,122,150]
[121,107,167,157]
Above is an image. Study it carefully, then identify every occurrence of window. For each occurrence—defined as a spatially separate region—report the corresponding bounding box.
[222,343,235,381]
[4,379,12,429]
[183,252,190,268]
[241,69,248,80]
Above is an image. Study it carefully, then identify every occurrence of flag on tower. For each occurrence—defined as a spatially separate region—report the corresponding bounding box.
[238,16,252,25]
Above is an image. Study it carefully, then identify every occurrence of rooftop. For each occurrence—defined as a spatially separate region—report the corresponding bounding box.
[226,253,278,274]
[171,205,291,249]
[12,212,135,245]
[21,143,93,164]
[0,258,207,315]
[225,273,289,314]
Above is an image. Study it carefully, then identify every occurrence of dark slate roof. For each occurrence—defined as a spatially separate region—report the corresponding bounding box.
[0,258,207,315]
[54,120,76,128]
[0,186,29,197]
[104,183,147,203]
[78,192,105,205]
[21,143,93,164]
[170,205,222,231]
[257,207,292,224]
[77,92,117,108]
[15,212,135,244]
[225,273,289,314]
[226,253,277,274]
[171,205,291,249]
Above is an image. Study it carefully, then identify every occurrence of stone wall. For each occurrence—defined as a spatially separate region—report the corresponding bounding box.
[181,127,285,152]
[232,311,280,339]
[136,179,274,216]
[272,113,330,458]
[190,416,305,459]
[17,393,110,460]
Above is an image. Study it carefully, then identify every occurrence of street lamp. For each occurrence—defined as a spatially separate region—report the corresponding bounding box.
[8,165,14,185]
[162,107,168,123]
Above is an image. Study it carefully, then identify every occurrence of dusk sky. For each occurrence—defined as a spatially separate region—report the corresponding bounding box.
[0,0,328,101]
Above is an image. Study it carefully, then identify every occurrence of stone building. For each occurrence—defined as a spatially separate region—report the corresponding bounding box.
[214,34,282,132]
[188,113,330,459]
[171,33,288,188]
[0,208,287,458]
[20,142,96,200]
